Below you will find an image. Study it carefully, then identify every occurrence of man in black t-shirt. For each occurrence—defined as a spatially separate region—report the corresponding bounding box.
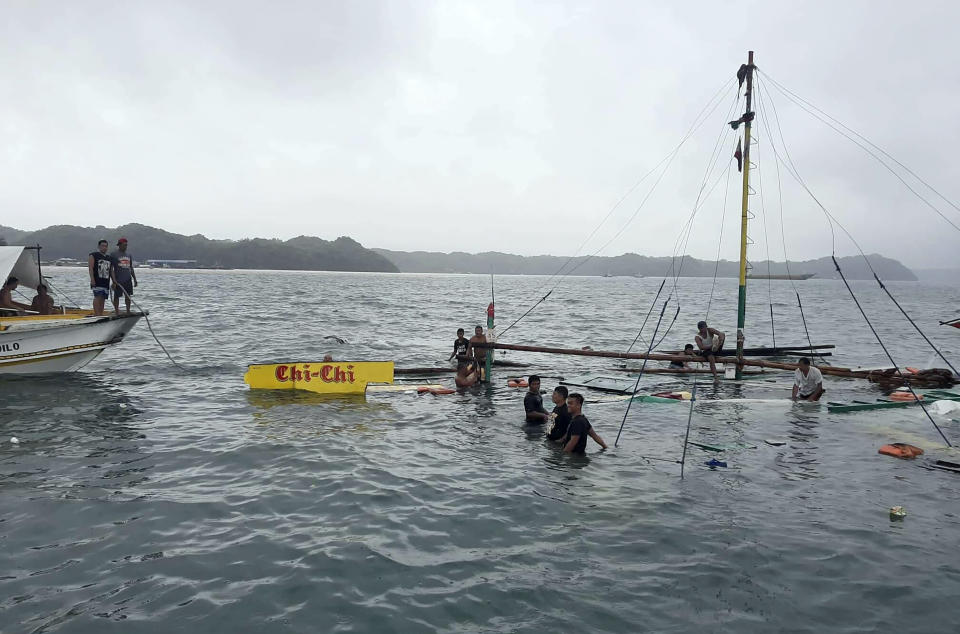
[563,392,608,454]
[448,328,470,367]
[523,375,550,424]
[547,385,572,441]
[87,239,115,316]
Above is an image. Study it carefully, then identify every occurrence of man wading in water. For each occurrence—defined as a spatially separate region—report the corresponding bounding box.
[448,328,469,366]
[563,393,608,454]
[523,375,550,424]
[465,325,487,381]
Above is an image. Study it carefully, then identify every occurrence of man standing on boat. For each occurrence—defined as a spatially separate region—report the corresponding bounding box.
[88,239,115,316]
[695,320,726,378]
[792,357,824,401]
[110,237,138,315]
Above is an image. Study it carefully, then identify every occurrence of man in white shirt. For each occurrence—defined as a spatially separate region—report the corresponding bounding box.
[792,357,824,401]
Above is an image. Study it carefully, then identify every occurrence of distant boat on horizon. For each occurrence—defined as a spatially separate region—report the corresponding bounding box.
[747,272,815,280]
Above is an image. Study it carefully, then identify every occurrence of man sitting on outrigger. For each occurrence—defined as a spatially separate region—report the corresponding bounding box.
[695,320,726,378]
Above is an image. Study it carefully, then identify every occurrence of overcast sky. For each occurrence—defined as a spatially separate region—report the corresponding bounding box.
[2,1,958,267]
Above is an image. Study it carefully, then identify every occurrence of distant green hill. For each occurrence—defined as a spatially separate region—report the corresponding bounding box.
[373,249,918,281]
[4,223,398,273]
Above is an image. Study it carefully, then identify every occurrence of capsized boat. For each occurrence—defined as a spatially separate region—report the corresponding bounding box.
[244,361,394,394]
[0,246,143,374]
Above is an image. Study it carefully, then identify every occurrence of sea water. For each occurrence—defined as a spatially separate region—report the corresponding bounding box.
[1,268,959,633]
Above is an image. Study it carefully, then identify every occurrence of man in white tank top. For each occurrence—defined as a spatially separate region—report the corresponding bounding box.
[695,320,726,378]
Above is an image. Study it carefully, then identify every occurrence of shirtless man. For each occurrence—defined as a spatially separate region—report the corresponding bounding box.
[695,320,726,378]
[455,361,481,388]
[30,284,56,315]
[465,325,487,379]
[1,277,31,314]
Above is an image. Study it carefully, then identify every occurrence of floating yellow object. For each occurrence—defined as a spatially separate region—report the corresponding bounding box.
[244,361,394,394]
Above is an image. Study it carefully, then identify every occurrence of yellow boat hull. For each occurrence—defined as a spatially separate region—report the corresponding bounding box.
[244,361,394,394]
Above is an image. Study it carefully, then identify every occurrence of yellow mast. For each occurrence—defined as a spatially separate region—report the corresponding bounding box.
[735,51,755,380]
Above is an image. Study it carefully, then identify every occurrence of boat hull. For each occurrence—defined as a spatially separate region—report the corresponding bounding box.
[244,362,394,394]
[0,314,143,375]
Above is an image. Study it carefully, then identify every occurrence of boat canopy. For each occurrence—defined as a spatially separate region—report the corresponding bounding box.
[0,246,42,291]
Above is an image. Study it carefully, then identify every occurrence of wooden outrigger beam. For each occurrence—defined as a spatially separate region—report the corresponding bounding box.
[473,342,956,384]
[659,344,834,356]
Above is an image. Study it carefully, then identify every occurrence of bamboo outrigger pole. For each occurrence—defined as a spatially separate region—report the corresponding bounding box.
[735,51,755,380]
[473,341,951,383]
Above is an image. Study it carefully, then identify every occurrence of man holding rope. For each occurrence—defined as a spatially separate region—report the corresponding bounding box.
[111,237,138,315]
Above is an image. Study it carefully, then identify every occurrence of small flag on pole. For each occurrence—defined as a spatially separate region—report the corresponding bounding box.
[734,138,743,172]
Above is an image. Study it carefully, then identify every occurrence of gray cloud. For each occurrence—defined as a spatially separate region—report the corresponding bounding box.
[1,0,957,267]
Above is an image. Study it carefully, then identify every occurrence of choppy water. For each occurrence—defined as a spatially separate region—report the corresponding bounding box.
[2,268,960,633]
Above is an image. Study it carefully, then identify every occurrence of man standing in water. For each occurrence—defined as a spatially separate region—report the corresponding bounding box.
[547,385,572,441]
[448,328,469,366]
[465,325,487,380]
[792,357,824,401]
[695,320,726,378]
[563,393,608,454]
[111,237,138,315]
[455,361,481,388]
[523,375,550,423]
[88,239,115,316]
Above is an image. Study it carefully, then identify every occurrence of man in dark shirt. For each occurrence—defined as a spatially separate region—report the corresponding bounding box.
[563,392,608,454]
[110,237,138,315]
[547,385,572,441]
[448,328,469,366]
[523,375,550,424]
[88,239,115,316]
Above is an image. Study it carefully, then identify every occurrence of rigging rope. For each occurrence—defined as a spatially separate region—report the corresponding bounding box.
[118,287,185,370]
[615,297,670,447]
[626,279,665,353]
[500,79,740,341]
[758,79,956,372]
[754,83,829,364]
[831,256,952,447]
[759,70,960,232]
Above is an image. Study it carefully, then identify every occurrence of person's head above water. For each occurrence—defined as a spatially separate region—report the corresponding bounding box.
[474,325,483,335]
[566,392,584,415]
[684,343,694,351]
[457,328,465,337]
[528,375,541,391]
[552,385,568,405]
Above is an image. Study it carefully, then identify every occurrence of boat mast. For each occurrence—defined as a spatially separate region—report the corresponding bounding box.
[735,51,755,379]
